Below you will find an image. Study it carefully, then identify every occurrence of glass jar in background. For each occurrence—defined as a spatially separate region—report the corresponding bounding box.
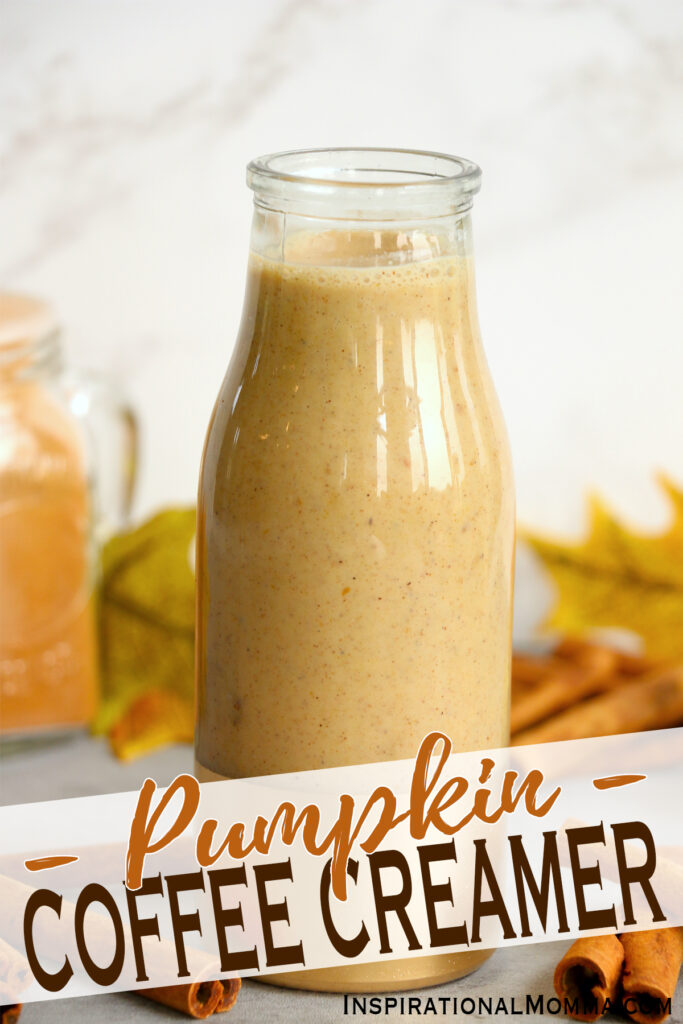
[0,292,137,737]
[195,149,515,991]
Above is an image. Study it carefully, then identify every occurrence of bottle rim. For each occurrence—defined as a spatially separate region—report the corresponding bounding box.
[0,292,61,376]
[247,148,482,219]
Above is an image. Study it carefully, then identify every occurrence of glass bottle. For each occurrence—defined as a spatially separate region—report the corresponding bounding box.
[195,149,515,991]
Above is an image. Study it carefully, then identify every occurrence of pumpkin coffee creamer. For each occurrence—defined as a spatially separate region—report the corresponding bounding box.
[195,149,515,991]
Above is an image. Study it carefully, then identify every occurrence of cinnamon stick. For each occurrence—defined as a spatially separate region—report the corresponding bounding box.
[660,847,683,867]
[557,823,683,920]
[511,645,620,733]
[554,637,655,676]
[553,934,625,1021]
[512,653,567,686]
[512,665,683,745]
[0,873,218,991]
[620,928,683,1024]
[0,1007,21,1024]
[612,651,658,677]
[216,978,242,1012]
[139,980,223,1018]
[0,939,30,1006]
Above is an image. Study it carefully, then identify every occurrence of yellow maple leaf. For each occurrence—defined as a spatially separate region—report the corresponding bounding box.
[94,507,196,757]
[107,689,194,761]
[523,476,683,660]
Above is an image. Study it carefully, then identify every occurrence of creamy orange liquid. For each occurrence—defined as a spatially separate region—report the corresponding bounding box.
[0,295,97,735]
[195,230,514,990]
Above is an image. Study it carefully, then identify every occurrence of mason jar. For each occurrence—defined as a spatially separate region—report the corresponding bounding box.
[0,292,137,737]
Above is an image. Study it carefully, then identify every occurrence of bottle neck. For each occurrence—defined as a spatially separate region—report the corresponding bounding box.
[248,207,475,269]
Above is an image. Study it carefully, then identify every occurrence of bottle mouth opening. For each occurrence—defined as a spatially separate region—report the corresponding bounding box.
[247,148,481,220]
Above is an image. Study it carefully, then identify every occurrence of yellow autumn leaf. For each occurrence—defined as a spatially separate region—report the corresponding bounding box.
[523,476,683,660]
[108,689,194,761]
[95,507,196,755]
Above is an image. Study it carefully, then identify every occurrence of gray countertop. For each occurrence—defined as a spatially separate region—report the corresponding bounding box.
[1,735,679,1022]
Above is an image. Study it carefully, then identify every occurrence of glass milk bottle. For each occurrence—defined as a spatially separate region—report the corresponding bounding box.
[195,149,515,991]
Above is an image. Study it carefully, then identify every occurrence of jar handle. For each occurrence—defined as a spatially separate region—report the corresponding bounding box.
[61,369,139,540]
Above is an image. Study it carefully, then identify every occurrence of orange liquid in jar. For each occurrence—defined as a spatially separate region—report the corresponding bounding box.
[0,294,98,736]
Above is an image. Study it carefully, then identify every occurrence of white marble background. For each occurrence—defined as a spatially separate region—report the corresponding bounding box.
[1,0,682,625]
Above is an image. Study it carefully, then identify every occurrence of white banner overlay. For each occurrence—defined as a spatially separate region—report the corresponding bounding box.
[0,729,681,1004]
